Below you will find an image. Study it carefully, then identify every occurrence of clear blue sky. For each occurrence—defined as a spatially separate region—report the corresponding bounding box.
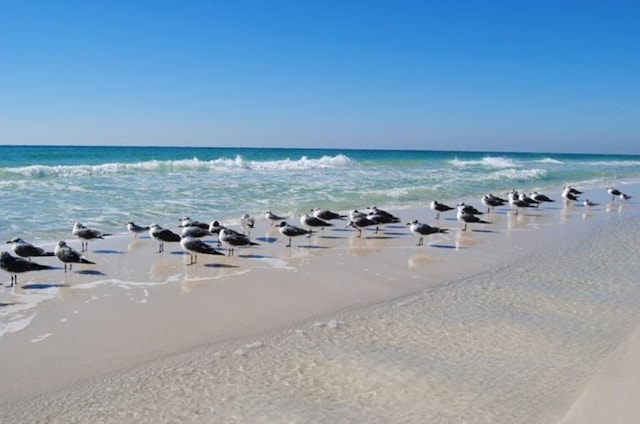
[1,1,638,153]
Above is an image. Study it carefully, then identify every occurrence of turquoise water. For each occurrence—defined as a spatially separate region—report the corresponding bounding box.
[1,145,640,242]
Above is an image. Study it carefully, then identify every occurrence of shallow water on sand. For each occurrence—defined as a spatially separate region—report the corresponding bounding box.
[6,214,639,423]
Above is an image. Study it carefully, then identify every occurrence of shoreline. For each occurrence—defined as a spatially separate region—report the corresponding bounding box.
[1,183,639,422]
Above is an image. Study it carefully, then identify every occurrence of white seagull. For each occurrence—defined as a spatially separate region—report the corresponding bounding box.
[180,235,223,265]
[218,228,259,256]
[72,222,112,252]
[406,220,448,246]
[6,237,55,261]
[149,223,182,253]
[278,221,313,247]
[54,240,95,272]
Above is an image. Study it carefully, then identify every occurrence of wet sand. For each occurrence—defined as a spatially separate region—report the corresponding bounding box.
[1,184,639,423]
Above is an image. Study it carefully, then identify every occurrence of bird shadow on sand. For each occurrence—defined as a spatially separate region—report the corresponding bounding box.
[203,263,239,269]
[238,254,270,259]
[75,270,106,276]
[0,301,20,307]
[470,229,496,233]
[359,235,396,240]
[429,244,457,249]
[295,245,329,249]
[170,251,190,256]
[21,283,68,290]
[314,235,346,240]
[255,237,278,243]
[93,249,125,255]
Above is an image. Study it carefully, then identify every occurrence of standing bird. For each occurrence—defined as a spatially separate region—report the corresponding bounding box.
[240,214,255,235]
[6,237,55,261]
[530,191,554,204]
[430,201,455,219]
[218,228,259,256]
[178,217,210,229]
[278,221,313,247]
[1,251,52,287]
[181,224,212,239]
[72,222,112,252]
[180,235,223,265]
[300,213,333,230]
[509,191,536,215]
[265,211,288,226]
[127,221,150,238]
[481,194,506,213]
[54,241,95,272]
[406,220,448,246]
[346,214,379,237]
[583,199,598,208]
[562,186,581,202]
[311,208,347,221]
[607,187,622,201]
[457,205,491,231]
[149,223,181,253]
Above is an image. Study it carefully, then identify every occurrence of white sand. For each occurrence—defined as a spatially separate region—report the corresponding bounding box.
[1,184,639,423]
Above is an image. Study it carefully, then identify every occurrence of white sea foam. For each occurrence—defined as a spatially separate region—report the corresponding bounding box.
[449,156,520,169]
[484,168,547,181]
[536,157,564,164]
[3,154,355,179]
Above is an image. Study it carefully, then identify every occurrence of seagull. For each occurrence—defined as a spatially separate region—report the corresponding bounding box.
[265,211,288,226]
[406,220,448,246]
[583,199,598,207]
[457,203,483,215]
[1,251,52,287]
[430,201,455,219]
[300,213,333,230]
[127,221,150,238]
[278,221,313,247]
[149,223,181,253]
[607,187,622,201]
[457,206,491,231]
[346,215,379,237]
[218,228,259,256]
[6,237,55,261]
[367,206,400,221]
[240,214,255,235]
[562,186,580,202]
[620,193,632,201]
[530,191,554,203]
[54,241,95,272]
[518,192,540,207]
[72,222,112,252]
[311,208,347,221]
[180,235,223,265]
[366,206,401,232]
[181,225,212,239]
[481,194,507,213]
[178,217,210,230]
[508,191,536,215]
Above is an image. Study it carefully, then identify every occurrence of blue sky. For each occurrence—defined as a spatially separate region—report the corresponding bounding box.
[1,1,638,153]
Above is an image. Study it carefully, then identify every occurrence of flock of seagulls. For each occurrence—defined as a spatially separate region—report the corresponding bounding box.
[0,186,632,287]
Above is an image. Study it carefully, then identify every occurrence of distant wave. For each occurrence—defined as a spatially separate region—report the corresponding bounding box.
[482,168,547,181]
[1,154,355,179]
[449,156,520,169]
[536,158,564,164]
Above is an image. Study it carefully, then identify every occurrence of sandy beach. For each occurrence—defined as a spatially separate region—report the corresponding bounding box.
[1,183,639,423]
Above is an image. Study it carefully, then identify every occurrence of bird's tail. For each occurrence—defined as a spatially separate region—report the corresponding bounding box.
[81,258,96,264]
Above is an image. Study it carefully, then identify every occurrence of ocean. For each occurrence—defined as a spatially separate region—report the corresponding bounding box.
[1,145,640,242]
